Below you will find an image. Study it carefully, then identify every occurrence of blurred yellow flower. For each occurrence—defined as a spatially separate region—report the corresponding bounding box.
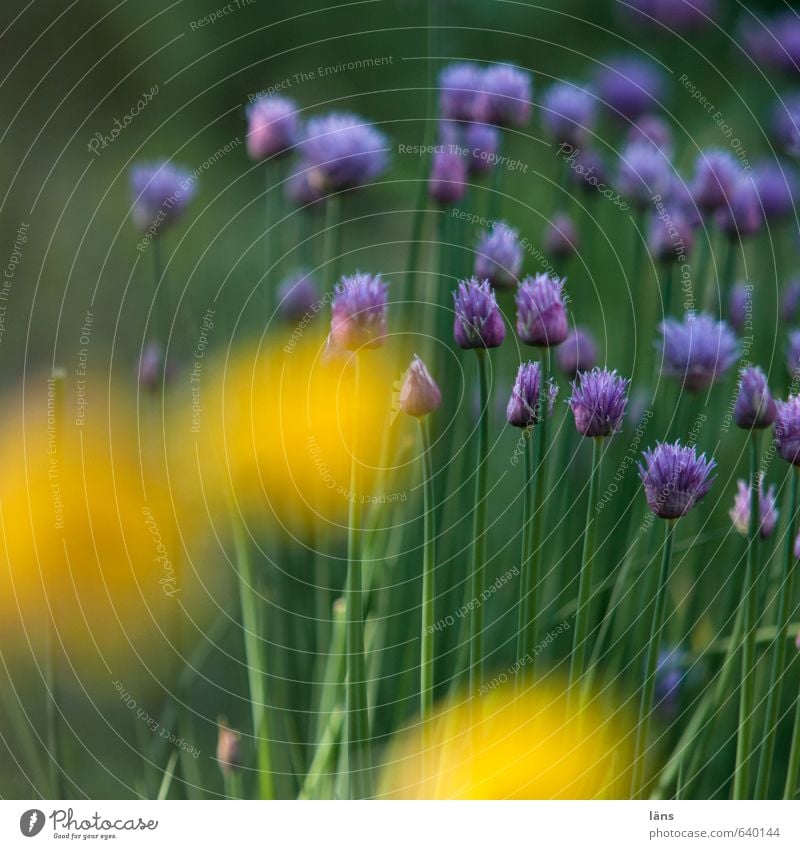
[186,333,404,534]
[380,684,633,799]
[0,373,199,667]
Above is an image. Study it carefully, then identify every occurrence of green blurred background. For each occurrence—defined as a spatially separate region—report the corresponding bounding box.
[2,0,800,799]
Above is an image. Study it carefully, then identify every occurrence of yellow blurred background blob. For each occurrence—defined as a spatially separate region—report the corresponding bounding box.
[188,333,406,535]
[0,373,192,671]
[380,684,633,799]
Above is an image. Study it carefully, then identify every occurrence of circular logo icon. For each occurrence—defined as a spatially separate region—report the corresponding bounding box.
[19,809,45,837]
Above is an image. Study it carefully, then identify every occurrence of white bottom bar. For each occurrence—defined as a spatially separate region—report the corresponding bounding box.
[2,800,798,848]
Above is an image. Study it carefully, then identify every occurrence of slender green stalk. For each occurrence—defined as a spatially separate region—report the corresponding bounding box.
[703,232,736,313]
[407,0,438,309]
[229,509,274,800]
[632,519,676,798]
[46,369,65,798]
[661,262,674,318]
[151,235,170,350]
[486,133,505,222]
[631,208,648,381]
[323,193,342,284]
[419,416,436,721]
[570,436,604,710]
[551,155,569,217]
[583,525,641,696]
[298,710,344,800]
[156,749,179,800]
[345,356,372,799]
[526,350,551,672]
[734,431,760,798]
[516,428,535,687]
[263,160,285,314]
[431,211,451,356]
[223,768,242,800]
[693,229,710,311]
[755,467,800,798]
[783,680,800,798]
[653,603,744,798]
[470,348,491,692]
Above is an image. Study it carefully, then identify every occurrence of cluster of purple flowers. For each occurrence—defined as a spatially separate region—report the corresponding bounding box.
[657,313,739,393]
[741,11,800,75]
[617,0,718,33]
[439,61,533,128]
[245,95,389,199]
[330,272,388,351]
[474,222,523,290]
[129,160,196,235]
[429,62,530,205]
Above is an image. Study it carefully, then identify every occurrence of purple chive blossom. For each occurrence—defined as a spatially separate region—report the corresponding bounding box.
[301,113,389,193]
[277,271,319,322]
[543,213,580,260]
[515,273,569,348]
[665,173,701,228]
[774,395,800,465]
[657,312,739,392]
[786,330,800,380]
[245,95,300,161]
[618,0,717,32]
[715,174,763,240]
[773,94,800,157]
[453,277,506,349]
[399,355,441,417]
[429,144,467,205]
[439,62,483,122]
[639,441,716,519]
[782,280,800,324]
[753,160,797,221]
[745,12,800,74]
[464,123,500,174]
[506,361,557,428]
[594,55,666,121]
[284,161,324,206]
[648,210,694,264]
[540,80,597,147]
[740,17,777,68]
[729,477,779,539]
[568,368,629,438]
[130,161,195,234]
[617,141,671,208]
[627,114,674,151]
[330,272,388,351]
[734,366,778,429]
[729,282,751,334]
[474,63,533,128]
[474,222,523,290]
[690,149,739,212]
[566,148,610,194]
[557,327,599,379]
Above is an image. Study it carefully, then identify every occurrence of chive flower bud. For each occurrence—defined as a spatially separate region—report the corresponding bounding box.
[399,355,442,418]
[453,277,506,349]
[515,273,569,347]
[506,361,557,428]
[330,272,388,351]
[245,95,300,160]
[638,441,716,519]
[733,366,777,430]
[729,477,779,539]
[474,221,523,290]
[568,368,629,437]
